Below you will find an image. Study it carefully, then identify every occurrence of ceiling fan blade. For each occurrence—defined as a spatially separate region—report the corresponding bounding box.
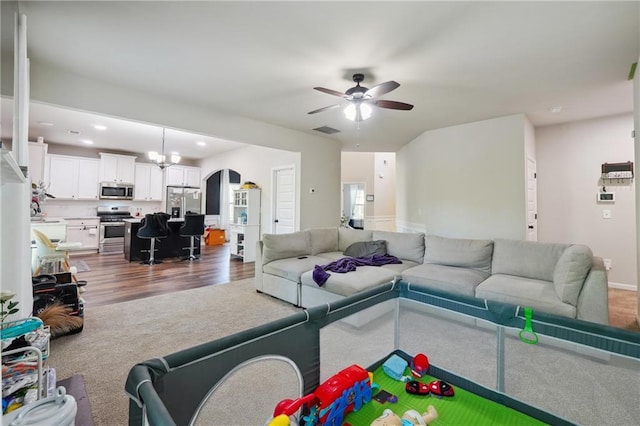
[364,80,400,98]
[313,87,347,98]
[374,99,414,110]
[308,104,342,114]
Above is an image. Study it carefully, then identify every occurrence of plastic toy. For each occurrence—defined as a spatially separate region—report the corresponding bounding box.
[370,406,439,426]
[428,380,454,397]
[272,364,372,425]
[405,381,431,396]
[382,354,411,382]
[519,307,539,344]
[410,353,429,378]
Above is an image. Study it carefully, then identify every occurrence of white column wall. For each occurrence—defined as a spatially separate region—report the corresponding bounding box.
[537,114,637,288]
[397,114,527,239]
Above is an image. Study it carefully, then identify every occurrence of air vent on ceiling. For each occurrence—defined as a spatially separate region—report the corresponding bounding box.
[313,126,341,135]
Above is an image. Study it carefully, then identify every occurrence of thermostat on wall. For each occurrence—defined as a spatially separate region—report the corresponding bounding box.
[597,192,615,203]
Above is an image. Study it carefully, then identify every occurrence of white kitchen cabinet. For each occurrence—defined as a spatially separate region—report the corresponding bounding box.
[65,218,100,251]
[99,153,136,184]
[27,141,48,185]
[230,189,261,262]
[47,155,99,200]
[165,165,201,187]
[134,163,163,201]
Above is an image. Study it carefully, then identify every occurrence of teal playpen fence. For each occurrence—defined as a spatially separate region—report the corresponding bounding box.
[125,281,640,425]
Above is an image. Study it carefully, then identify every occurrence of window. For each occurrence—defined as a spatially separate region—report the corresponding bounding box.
[352,188,365,220]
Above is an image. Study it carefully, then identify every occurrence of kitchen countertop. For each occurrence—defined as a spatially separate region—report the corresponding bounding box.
[63,216,100,220]
[124,217,185,223]
[30,217,68,224]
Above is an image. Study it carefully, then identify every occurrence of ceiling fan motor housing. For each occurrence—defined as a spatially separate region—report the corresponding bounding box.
[346,74,368,98]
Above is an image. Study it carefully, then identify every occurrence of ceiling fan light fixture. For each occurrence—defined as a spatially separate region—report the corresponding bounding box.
[344,102,372,121]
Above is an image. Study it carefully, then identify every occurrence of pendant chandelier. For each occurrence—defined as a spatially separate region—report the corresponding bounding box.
[148,128,180,169]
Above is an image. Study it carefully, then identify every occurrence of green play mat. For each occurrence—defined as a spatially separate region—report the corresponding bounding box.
[343,365,546,425]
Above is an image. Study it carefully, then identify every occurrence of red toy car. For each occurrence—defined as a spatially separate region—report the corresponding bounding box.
[428,380,455,397]
[405,380,430,396]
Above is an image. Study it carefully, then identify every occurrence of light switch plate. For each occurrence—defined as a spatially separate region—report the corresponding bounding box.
[603,209,612,219]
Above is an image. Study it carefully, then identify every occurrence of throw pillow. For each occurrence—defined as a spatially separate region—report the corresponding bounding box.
[343,240,387,258]
[553,245,593,306]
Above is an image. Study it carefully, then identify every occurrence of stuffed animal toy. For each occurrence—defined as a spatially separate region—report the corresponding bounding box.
[370,405,438,426]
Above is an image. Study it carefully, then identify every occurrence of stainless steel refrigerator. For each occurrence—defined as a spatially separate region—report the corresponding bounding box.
[166,186,201,218]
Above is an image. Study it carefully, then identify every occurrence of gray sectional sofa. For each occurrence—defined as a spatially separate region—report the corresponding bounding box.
[254,228,609,325]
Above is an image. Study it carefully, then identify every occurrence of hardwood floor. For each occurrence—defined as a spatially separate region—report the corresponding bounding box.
[70,244,639,331]
[72,244,254,308]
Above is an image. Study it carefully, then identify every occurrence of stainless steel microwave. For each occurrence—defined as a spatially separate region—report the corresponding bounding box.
[99,182,134,200]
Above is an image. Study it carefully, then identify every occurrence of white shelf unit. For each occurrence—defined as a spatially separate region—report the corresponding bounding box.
[1,319,52,408]
[230,189,261,262]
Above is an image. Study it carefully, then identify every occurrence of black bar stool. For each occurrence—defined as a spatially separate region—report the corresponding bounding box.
[179,213,205,261]
[137,213,170,265]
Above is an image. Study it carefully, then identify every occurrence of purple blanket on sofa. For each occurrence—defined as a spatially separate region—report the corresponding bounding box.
[312,254,402,286]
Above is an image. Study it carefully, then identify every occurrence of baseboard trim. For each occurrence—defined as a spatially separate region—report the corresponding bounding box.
[608,282,637,291]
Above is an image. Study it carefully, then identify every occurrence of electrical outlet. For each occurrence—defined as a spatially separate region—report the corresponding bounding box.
[603,258,612,270]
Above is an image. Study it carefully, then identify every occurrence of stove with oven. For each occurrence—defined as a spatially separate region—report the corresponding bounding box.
[97,206,133,254]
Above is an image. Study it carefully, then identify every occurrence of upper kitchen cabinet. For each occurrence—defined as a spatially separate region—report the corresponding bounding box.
[99,153,136,184]
[28,141,48,185]
[134,163,163,201]
[46,154,100,200]
[165,165,201,187]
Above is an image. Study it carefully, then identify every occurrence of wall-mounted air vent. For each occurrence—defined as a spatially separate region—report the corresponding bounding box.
[313,126,341,135]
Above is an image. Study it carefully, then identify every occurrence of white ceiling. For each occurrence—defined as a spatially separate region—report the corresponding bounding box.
[4,1,639,158]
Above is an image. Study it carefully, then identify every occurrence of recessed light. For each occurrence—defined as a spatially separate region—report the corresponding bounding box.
[196,141,206,146]
[38,121,54,126]
[92,124,107,131]
[550,106,563,113]
[81,139,94,145]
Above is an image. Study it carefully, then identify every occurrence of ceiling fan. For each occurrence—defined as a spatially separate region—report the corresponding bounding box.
[308,73,414,122]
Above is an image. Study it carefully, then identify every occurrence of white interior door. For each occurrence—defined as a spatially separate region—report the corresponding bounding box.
[272,166,296,234]
[526,156,538,241]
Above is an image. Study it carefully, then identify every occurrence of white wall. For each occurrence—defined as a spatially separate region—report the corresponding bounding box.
[537,114,637,288]
[29,60,342,230]
[397,114,527,239]
[199,145,300,234]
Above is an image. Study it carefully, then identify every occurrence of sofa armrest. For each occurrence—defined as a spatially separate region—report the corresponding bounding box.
[576,256,609,325]
[255,240,264,291]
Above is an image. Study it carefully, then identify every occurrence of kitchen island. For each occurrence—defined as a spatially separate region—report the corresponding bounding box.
[124,218,201,262]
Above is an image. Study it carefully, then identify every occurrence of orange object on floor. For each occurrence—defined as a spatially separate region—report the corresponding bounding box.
[205,228,225,246]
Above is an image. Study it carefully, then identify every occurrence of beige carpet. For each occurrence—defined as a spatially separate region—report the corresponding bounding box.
[48,279,298,426]
[49,282,639,425]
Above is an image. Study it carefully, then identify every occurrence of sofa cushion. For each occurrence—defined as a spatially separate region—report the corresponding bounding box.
[316,251,346,262]
[263,255,328,282]
[423,235,493,274]
[381,260,420,275]
[373,231,425,264]
[309,227,339,255]
[476,274,576,319]
[491,239,568,282]
[402,263,489,297]
[262,231,311,265]
[300,266,396,297]
[553,245,593,306]
[344,240,387,257]
[338,228,373,251]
